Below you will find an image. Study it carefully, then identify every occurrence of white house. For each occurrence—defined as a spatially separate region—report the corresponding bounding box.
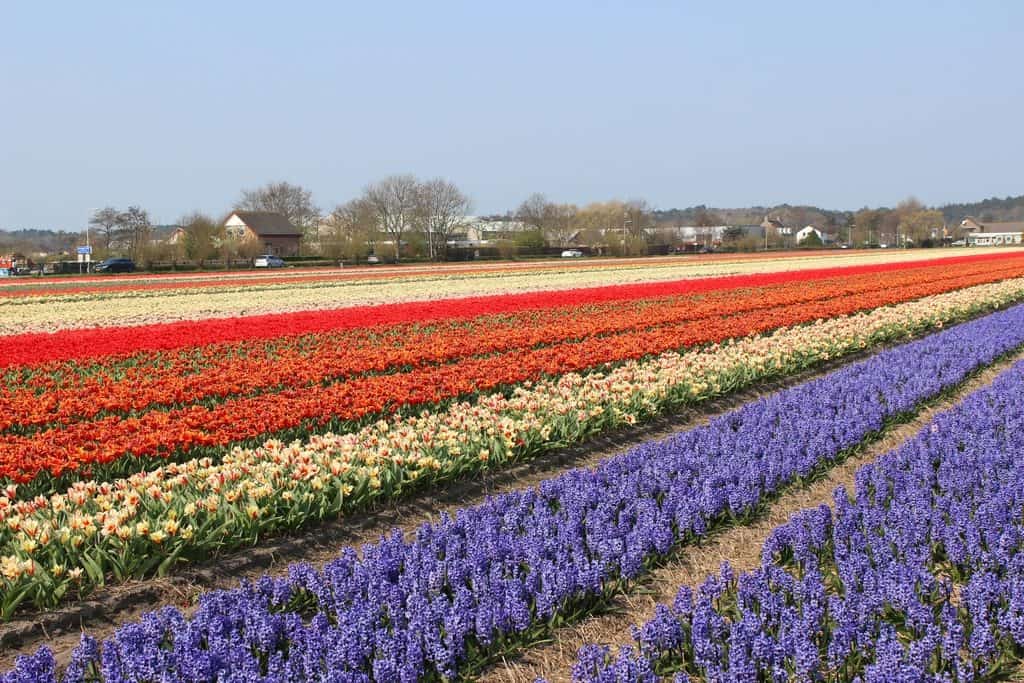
[960,217,1024,246]
[657,225,729,245]
[761,217,794,237]
[459,217,535,244]
[796,226,824,244]
[968,232,1024,246]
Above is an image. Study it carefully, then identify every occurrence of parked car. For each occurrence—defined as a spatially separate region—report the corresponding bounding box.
[254,254,286,268]
[94,258,136,273]
[366,255,381,264]
[560,249,584,258]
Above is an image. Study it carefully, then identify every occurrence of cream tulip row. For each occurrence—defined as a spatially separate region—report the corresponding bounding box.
[4,248,1016,335]
[2,276,1024,615]
[0,250,963,293]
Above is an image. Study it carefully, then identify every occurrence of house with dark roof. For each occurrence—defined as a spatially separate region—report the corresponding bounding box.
[960,217,1024,234]
[223,211,302,256]
[960,216,1024,246]
[760,216,793,237]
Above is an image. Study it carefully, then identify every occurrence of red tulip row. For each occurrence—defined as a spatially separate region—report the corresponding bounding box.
[5,251,1022,369]
[5,257,1022,434]
[2,261,1020,486]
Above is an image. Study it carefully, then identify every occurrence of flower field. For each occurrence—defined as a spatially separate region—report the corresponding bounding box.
[6,294,1024,681]
[4,250,1024,682]
[570,356,1024,682]
[4,248,1021,335]
[5,252,1024,491]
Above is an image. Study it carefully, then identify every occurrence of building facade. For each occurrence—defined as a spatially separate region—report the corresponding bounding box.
[223,212,302,256]
[961,217,1024,247]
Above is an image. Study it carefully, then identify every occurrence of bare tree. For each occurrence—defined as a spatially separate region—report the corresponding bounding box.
[623,199,652,239]
[896,197,925,214]
[237,181,320,244]
[879,209,900,247]
[414,178,472,260]
[322,198,378,263]
[546,203,578,247]
[516,193,578,247]
[516,193,551,233]
[89,207,121,252]
[117,205,151,262]
[694,208,724,227]
[362,174,418,262]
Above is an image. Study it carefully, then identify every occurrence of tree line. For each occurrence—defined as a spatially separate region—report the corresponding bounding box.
[162,177,660,263]
[44,185,1011,266]
[850,198,947,248]
[87,206,153,261]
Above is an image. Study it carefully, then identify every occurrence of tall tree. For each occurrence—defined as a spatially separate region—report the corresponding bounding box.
[237,181,319,245]
[896,197,925,214]
[893,197,925,247]
[515,193,578,247]
[321,198,377,262]
[362,174,418,262]
[515,193,551,233]
[879,210,900,247]
[573,202,619,247]
[853,207,881,246]
[901,209,945,246]
[694,208,724,227]
[568,200,652,251]
[413,178,472,260]
[89,207,121,252]
[545,203,578,247]
[117,205,151,261]
[180,212,222,264]
[623,199,652,239]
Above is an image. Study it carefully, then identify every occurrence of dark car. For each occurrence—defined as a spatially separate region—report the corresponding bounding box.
[94,258,136,273]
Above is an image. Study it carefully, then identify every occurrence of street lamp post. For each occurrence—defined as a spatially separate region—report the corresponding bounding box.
[83,208,97,274]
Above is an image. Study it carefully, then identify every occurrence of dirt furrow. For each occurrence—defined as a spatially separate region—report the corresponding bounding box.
[480,347,1024,683]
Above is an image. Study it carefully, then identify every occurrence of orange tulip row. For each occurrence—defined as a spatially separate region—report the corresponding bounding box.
[3,262,1021,486]
[5,257,1024,436]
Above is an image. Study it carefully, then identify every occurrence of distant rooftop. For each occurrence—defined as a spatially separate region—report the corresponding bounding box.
[228,211,302,237]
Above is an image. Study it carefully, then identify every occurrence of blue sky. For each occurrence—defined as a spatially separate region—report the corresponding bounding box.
[1,1,1022,230]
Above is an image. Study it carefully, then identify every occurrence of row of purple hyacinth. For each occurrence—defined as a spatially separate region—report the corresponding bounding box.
[6,304,1024,682]
[570,357,1024,682]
